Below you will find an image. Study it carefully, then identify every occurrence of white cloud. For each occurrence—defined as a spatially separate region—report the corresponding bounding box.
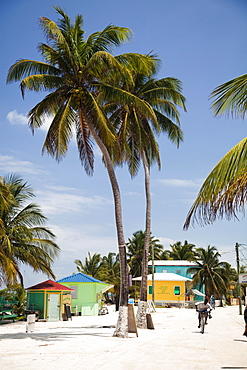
[7,110,28,125]
[158,236,175,248]
[36,189,112,215]
[7,110,53,132]
[158,178,203,187]
[0,154,46,175]
[51,223,117,254]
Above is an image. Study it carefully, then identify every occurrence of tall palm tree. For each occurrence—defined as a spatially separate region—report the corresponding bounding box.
[166,240,196,261]
[0,174,60,287]
[187,245,230,298]
[74,252,102,279]
[7,7,155,337]
[106,72,186,327]
[184,74,247,229]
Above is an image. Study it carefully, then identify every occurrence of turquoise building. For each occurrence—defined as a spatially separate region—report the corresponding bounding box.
[148,260,205,302]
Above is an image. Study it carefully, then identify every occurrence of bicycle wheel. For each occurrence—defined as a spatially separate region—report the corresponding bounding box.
[200,315,205,334]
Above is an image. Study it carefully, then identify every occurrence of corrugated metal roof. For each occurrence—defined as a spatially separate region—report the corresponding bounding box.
[57,272,107,284]
[26,279,74,291]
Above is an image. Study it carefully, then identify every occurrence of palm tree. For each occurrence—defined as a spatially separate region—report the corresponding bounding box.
[106,72,186,327]
[99,252,120,305]
[166,240,196,261]
[74,252,102,279]
[187,245,230,298]
[127,230,163,278]
[99,252,120,284]
[6,7,155,337]
[159,250,171,260]
[0,174,60,287]
[184,74,247,229]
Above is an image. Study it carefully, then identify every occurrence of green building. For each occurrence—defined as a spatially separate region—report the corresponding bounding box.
[57,273,113,316]
[26,280,73,321]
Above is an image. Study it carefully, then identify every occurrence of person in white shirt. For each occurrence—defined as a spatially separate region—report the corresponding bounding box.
[195,298,212,328]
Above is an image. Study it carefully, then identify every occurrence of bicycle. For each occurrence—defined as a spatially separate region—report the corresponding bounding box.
[198,310,212,334]
[199,310,208,334]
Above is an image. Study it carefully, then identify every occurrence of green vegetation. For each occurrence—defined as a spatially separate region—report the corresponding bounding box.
[0,284,27,316]
[187,245,232,298]
[75,232,240,303]
[105,68,186,327]
[163,241,196,261]
[6,6,246,333]
[7,6,164,337]
[0,174,60,287]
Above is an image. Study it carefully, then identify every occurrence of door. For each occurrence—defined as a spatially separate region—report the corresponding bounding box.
[47,294,60,321]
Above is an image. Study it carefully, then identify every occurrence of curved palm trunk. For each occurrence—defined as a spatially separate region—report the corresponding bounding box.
[136,151,151,328]
[80,111,129,338]
[17,270,24,288]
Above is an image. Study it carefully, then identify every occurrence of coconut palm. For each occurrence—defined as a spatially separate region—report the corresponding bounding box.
[166,240,196,261]
[127,231,163,278]
[99,252,120,284]
[74,252,102,279]
[7,7,156,337]
[187,245,230,297]
[106,71,186,327]
[99,252,120,304]
[0,174,60,287]
[184,74,247,229]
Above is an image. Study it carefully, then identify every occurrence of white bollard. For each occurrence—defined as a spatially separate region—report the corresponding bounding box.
[26,314,35,333]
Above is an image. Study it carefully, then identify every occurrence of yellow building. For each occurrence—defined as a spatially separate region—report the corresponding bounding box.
[133,272,192,307]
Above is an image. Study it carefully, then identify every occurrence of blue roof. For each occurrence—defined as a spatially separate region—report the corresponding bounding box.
[57,272,107,284]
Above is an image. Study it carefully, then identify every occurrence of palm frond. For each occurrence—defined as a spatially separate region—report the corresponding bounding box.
[6,60,60,84]
[20,74,63,97]
[155,110,183,147]
[210,74,247,118]
[42,96,75,161]
[86,25,132,54]
[184,137,247,228]
[76,111,94,176]
[116,53,160,77]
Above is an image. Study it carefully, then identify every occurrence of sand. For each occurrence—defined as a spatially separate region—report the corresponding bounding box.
[0,305,246,370]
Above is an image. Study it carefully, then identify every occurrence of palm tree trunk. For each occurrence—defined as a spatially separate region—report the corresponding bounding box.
[80,111,129,338]
[136,151,151,328]
[17,270,24,288]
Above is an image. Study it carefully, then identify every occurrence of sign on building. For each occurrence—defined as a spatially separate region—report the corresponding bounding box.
[239,274,247,284]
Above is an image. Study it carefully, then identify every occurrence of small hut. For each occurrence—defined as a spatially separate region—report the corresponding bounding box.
[26,280,73,321]
[57,273,113,315]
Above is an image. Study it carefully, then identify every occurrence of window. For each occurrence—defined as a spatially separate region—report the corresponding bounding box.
[70,285,78,299]
[162,270,167,273]
[148,286,153,294]
[174,286,180,295]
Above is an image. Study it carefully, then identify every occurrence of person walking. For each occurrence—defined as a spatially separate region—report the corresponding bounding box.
[210,295,215,309]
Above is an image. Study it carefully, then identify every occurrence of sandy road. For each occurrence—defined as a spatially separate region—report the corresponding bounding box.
[0,305,246,370]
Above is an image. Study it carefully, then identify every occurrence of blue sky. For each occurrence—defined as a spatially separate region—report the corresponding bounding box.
[1,0,247,286]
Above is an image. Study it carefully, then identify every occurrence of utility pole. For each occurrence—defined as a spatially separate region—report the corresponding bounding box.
[235,242,242,315]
